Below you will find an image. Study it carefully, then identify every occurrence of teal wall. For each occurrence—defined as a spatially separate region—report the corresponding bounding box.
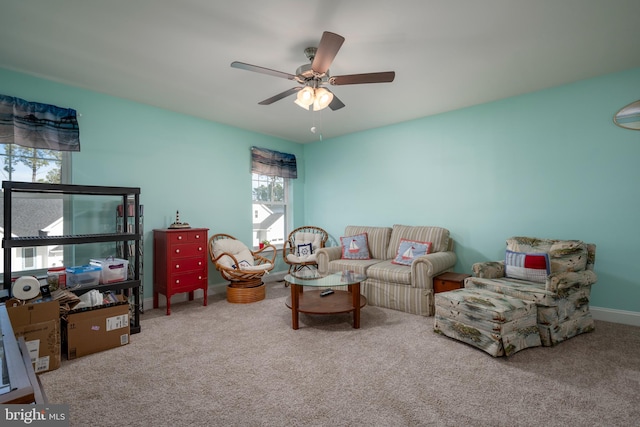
[2,66,639,315]
[304,67,640,313]
[0,68,305,296]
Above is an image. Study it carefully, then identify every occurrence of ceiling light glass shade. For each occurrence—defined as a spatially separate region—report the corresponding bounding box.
[313,87,333,111]
[295,86,315,110]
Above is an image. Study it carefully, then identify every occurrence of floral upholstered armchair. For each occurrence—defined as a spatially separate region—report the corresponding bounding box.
[465,236,597,346]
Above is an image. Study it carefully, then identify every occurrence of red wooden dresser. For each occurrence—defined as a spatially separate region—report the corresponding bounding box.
[153,228,209,315]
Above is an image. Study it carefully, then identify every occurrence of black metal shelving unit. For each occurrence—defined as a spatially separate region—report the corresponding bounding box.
[2,181,142,334]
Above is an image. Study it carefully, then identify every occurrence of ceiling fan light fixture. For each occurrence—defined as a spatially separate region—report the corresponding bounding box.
[313,87,333,111]
[295,86,315,109]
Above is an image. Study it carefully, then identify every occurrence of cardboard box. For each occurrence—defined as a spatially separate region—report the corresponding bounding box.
[64,295,130,360]
[6,299,61,374]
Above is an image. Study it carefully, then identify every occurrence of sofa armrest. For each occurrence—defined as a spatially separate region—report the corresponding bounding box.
[471,261,505,279]
[412,251,457,289]
[316,246,342,274]
[546,269,598,293]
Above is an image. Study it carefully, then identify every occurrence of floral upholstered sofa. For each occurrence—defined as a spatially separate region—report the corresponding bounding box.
[316,225,456,316]
[465,236,597,346]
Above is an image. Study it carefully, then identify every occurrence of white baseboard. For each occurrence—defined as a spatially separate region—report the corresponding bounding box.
[142,271,288,312]
[591,306,640,327]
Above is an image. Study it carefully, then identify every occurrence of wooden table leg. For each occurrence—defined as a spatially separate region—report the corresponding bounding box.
[291,283,299,330]
[352,282,360,329]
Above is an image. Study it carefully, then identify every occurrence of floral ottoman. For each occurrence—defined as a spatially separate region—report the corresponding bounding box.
[434,288,541,357]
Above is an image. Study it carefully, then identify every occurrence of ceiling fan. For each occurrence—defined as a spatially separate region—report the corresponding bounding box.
[231,31,395,111]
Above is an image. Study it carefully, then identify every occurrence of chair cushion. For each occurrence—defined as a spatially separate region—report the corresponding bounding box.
[386,225,450,259]
[212,238,255,269]
[293,232,322,251]
[504,250,550,283]
[340,233,371,260]
[344,226,391,260]
[392,239,432,266]
[287,253,318,264]
[296,243,313,258]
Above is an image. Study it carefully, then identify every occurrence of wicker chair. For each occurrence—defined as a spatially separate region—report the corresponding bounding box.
[282,225,329,275]
[208,233,276,303]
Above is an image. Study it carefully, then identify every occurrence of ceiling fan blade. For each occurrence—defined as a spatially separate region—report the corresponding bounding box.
[311,31,345,74]
[331,71,395,85]
[328,91,345,111]
[231,61,296,80]
[258,87,301,105]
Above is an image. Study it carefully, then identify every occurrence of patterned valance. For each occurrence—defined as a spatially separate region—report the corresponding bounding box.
[0,94,80,151]
[251,146,297,179]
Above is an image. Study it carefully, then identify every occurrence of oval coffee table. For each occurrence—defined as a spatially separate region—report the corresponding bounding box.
[284,270,367,330]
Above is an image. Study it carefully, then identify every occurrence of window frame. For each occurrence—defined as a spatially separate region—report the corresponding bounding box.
[251,173,291,250]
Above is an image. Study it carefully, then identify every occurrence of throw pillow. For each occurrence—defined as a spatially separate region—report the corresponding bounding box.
[296,243,313,258]
[504,250,550,283]
[340,233,371,260]
[392,239,432,266]
[232,260,252,269]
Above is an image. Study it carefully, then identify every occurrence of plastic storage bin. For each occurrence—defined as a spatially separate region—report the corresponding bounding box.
[90,258,129,284]
[66,265,102,288]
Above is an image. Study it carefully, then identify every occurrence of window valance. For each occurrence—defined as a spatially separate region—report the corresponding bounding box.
[251,146,297,179]
[0,94,80,151]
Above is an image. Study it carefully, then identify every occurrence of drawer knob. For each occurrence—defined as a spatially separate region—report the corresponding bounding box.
[175,264,180,269]
[196,234,200,239]
[198,261,202,266]
[178,236,182,240]
[198,247,202,251]
[175,249,180,254]
[198,276,202,280]
[175,279,180,284]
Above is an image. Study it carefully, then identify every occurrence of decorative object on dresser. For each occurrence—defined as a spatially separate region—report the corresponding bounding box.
[153,228,209,315]
[208,234,275,303]
[433,272,471,293]
[168,210,191,229]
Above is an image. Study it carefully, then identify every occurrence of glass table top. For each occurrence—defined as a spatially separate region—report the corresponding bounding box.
[284,270,366,287]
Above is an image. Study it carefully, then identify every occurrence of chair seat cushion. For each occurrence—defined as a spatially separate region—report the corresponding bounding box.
[366,260,411,285]
[213,238,255,269]
[287,253,318,264]
[464,276,557,306]
[238,263,272,272]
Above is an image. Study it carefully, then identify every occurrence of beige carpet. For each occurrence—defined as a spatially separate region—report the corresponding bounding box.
[40,282,640,427]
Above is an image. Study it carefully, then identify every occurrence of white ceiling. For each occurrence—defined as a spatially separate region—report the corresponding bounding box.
[1,0,639,143]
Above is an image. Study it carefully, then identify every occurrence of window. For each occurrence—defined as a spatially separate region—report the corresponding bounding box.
[1,143,70,275]
[251,173,289,248]
[21,247,36,269]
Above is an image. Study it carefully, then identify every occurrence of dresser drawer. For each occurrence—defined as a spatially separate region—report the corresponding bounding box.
[167,230,207,244]
[170,271,208,293]
[169,243,206,258]
[170,257,206,273]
